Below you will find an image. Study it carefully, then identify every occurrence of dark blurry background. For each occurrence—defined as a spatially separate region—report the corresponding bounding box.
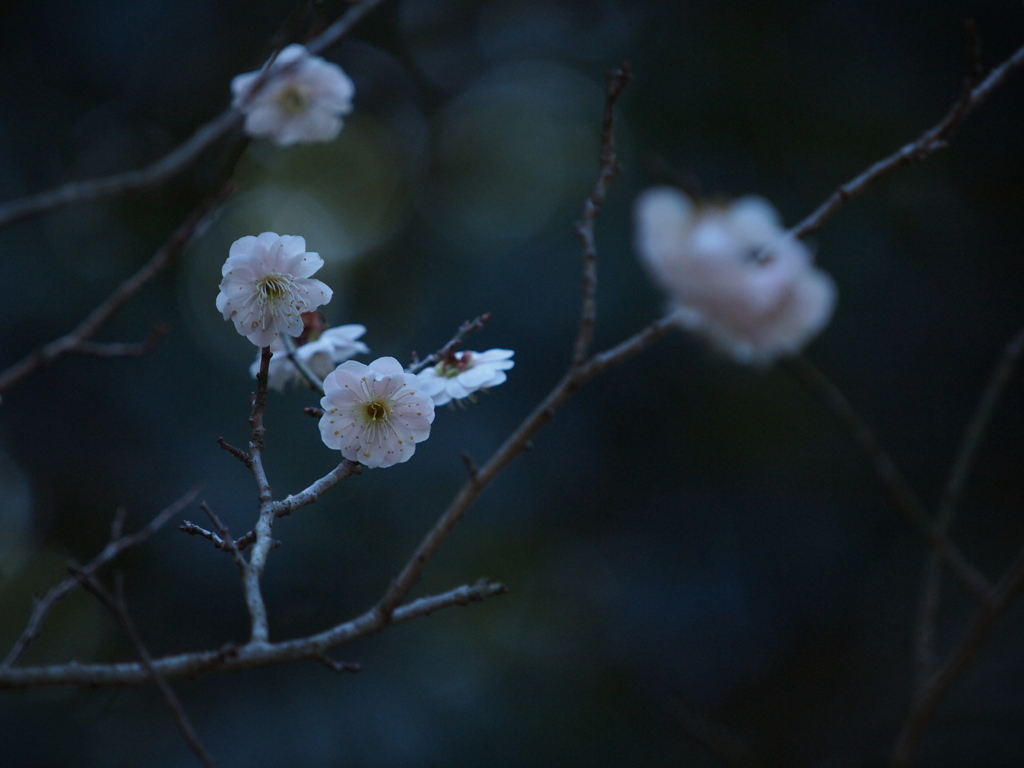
[1,1,1023,766]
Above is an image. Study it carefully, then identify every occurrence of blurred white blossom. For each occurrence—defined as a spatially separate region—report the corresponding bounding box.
[319,357,434,469]
[416,349,515,406]
[217,232,332,347]
[251,324,370,390]
[231,44,355,146]
[634,186,836,363]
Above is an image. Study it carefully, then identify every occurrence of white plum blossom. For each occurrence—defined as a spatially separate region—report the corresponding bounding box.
[634,186,836,364]
[231,44,355,146]
[416,349,515,406]
[217,232,333,348]
[319,357,434,469]
[250,324,370,390]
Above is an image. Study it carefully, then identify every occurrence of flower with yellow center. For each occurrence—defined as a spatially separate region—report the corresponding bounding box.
[231,44,355,147]
[319,357,435,469]
[217,232,332,348]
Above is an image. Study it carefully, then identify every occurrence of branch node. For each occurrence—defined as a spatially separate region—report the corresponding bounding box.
[216,437,250,465]
[461,452,479,480]
[313,651,362,674]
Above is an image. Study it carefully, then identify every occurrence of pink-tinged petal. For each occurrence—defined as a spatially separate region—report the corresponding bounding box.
[634,186,836,364]
[367,357,404,376]
[217,233,331,347]
[230,45,354,146]
[457,366,498,389]
[283,251,325,279]
[474,349,515,364]
[276,234,307,258]
[228,235,260,260]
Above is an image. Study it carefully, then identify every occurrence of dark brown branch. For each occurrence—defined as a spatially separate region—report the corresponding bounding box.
[1,485,202,668]
[905,325,1024,748]
[937,326,1024,531]
[0,0,387,230]
[312,652,362,674]
[0,187,233,396]
[375,315,676,620]
[216,437,250,465]
[785,355,992,602]
[892,543,1024,767]
[67,323,169,358]
[572,62,632,366]
[375,75,653,620]
[408,314,491,374]
[791,41,1024,239]
[0,111,241,230]
[73,571,219,768]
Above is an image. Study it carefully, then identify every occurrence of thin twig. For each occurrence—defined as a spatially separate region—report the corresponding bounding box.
[269,460,360,518]
[179,521,228,548]
[376,316,677,620]
[0,0,387,230]
[937,326,1024,531]
[1,485,201,668]
[213,461,360,553]
[572,63,632,367]
[375,73,648,620]
[904,326,1024,746]
[785,355,993,602]
[891,543,1024,767]
[0,579,507,689]
[0,187,233,397]
[312,652,362,674]
[282,333,325,393]
[791,41,1024,239]
[215,437,250,465]
[68,323,169,358]
[913,556,942,686]
[73,570,219,768]
[408,314,491,374]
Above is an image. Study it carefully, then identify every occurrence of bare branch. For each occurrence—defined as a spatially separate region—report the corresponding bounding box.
[0,111,241,230]
[215,437,250,465]
[179,521,231,548]
[791,42,1024,239]
[2,485,202,668]
[270,460,360,518]
[66,323,169,358]
[0,579,506,689]
[73,571,219,768]
[0,0,388,230]
[375,314,676,620]
[784,355,993,602]
[572,63,632,366]
[408,314,491,374]
[907,326,1024,735]
[0,187,233,397]
[238,347,276,645]
[937,326,1024,531]
[375,62,645,620]
[892,543,1024,767]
